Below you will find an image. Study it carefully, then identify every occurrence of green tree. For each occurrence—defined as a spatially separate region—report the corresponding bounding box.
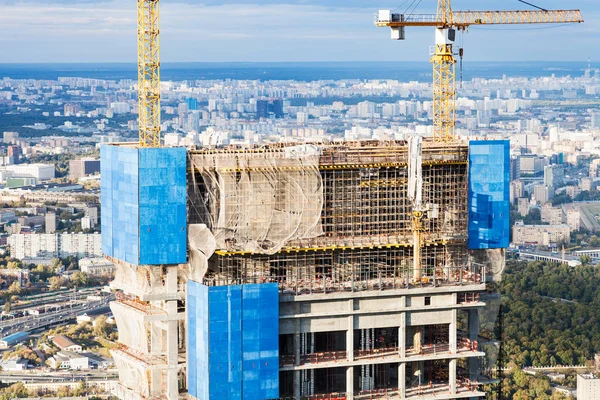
[580,254,592,266]
[48,276,65,290]
[71,271,88,287]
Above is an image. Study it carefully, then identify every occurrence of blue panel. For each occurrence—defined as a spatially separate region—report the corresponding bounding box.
[139,147,188,265]
[100,144,139,264]
[468,141,510,249]
[187,283,279,400]
[100,145,187,266]
[188,280,209,400]
[242,284,279,400]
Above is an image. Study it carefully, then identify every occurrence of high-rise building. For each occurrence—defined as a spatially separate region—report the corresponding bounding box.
[3,132,19,145]
[257,99,284,119]
[7,233,102,259]
[577,374,600,400]
[533,185,554,204]
[544,165,564,188]
[103,140,509,400]
[7,145,21,164]
[590,112,600,129]
[186,97,199,111]
[45,213,56,234]
[296,112,308,126]
[64,103,80,116]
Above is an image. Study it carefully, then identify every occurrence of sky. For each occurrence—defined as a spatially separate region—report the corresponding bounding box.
[0,0,597,63]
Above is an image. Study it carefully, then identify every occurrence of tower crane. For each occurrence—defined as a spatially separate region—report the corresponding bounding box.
[376,1,583,143]
[138,0,161,148]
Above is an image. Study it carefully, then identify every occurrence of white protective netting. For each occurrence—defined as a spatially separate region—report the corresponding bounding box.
[183,224,217,283]
[111,302,151,355]
[111,350,151,399]
[111,263,167,297]
[190,145,324,255]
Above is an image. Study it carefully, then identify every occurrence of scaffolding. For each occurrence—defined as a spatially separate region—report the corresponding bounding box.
[188,141,472,293]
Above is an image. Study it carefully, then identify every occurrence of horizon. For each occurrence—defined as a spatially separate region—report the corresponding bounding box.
[0,0,596,63]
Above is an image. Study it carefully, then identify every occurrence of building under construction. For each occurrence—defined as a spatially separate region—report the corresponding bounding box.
[101,138,509,400]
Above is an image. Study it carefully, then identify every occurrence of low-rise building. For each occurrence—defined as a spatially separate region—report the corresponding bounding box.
[0,331,29,348]
[0,357,29,371]
[51,335,83,353]
[48,350,89,370]
[79,258,115,276]
[512,222,571,246]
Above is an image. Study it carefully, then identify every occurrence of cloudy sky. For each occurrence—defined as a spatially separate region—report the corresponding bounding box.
[0,0,597,63]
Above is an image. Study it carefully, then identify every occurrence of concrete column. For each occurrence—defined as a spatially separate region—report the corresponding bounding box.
[165,266,179,400]
[468,309,480,380]
[294,333,301,366]
[399,296,406,358]
[294,371,301,400]
[166,320,179,400]
[469,309,479,341]
[449,308,457,354]
[150,324,162,395]
[346,366,354,400]
[398,363,406,399]
[347,300,354,362]
[449,359,457,395]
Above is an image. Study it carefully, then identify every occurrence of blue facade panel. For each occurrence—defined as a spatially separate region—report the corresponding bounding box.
[100,145,187,265]
[468,140,510,249]
[187,282,280,400]
[139,148,188,265]
[100,145,139,264]
[188,280,209,400]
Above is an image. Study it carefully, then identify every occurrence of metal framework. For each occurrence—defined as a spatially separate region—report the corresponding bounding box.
[138,0,161,148]
[376,3,584,143]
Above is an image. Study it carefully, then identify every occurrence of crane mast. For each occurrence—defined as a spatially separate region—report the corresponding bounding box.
[376,0,583,143]
[138,0,161,148]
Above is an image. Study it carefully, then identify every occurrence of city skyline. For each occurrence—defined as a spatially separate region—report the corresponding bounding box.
[0,0,597,63]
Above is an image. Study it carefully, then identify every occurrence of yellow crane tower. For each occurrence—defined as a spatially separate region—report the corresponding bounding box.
[138,0,161,148]
[376,1,583,143]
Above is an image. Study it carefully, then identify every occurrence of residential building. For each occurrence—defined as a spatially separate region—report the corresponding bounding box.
[543,165,564,188]
[566,209,581,232]
[577,374,600,400]
[533,185,554,204]
[3,131,19,144]
[510,180,524,204]
[45,213,57,234]
[7,233,102,260]
[512,222,571,246]
[79,258,115,276]
[541,204,563,225]
[517,198,529,217]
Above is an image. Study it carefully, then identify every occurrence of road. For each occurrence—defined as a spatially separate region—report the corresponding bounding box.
[0,295,114,337]
[0,370,119,383]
